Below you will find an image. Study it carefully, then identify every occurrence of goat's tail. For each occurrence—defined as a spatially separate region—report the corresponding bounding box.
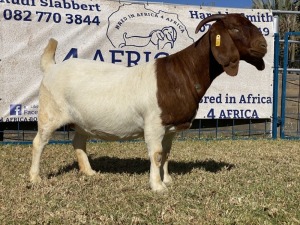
[41,38,58,73]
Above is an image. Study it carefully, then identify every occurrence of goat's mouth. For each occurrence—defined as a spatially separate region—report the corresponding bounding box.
[244,47,267,71]
[249,48,267,58]
[244,56,265,71]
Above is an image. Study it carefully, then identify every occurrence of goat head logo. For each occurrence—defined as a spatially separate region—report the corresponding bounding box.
[106,3,193,50]
[119,26,177,49]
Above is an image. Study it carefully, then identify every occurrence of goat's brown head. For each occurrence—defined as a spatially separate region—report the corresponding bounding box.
[195,14,267,76]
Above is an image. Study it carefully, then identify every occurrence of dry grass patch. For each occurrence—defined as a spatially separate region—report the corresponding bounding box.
[0,140,299,224]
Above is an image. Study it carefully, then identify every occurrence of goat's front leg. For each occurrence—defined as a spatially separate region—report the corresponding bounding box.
[145,124,167,192]
[73,132,96,176]
[161,132,176,185]
[148,144,167,192]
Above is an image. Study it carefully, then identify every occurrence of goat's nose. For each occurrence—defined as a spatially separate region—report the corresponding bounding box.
[254,40,267,51]
[260,42,267,49]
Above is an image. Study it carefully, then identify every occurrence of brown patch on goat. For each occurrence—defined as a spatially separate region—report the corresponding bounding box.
[156,37,212,130]
[154,152,162,167]
[156,14,267,130]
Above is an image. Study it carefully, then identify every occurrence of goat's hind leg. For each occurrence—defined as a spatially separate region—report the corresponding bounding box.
[73,132,96,176]
[30,128,53,183]
[30,114,67,183]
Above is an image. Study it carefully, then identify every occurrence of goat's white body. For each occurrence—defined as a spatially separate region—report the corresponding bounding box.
[31,50,173,191]
[41,59,161,140]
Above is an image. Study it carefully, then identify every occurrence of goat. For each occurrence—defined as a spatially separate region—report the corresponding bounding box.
[30,14,267,191]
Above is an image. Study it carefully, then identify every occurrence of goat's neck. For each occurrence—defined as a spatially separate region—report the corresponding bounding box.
[155,33,224,128]
[173,33,224,101]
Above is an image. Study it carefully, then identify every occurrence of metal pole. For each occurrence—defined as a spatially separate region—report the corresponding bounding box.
[280,32,291,138]
[272,15,280,139]
[272,10,300,15]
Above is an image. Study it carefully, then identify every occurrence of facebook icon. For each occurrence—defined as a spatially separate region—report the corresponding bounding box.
[10,104,22,116]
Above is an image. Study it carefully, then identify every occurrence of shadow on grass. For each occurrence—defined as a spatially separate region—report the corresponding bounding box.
[49,157,235,178]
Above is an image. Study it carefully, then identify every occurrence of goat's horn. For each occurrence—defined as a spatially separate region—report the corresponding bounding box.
[195,14,226,34]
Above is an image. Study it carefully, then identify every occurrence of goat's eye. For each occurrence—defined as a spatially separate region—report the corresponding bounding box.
[232,28,239,33]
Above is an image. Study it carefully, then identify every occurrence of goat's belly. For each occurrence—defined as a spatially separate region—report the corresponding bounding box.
[76,127,144,141]
[91,129,143,141]
[74,119,144,141]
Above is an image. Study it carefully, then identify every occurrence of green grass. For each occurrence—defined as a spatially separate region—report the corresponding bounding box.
[0,140,299,224]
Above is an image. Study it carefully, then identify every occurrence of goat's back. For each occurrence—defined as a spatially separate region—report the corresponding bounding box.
[40,59,161,140]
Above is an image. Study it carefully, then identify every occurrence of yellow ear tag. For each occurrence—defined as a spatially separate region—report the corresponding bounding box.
[216,35,221,46]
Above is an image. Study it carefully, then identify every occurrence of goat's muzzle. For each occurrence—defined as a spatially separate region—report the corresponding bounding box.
[243,37,267,71]
[250,39,267,58]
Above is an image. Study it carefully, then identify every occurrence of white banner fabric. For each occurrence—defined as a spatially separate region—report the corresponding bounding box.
[0,1,274,122]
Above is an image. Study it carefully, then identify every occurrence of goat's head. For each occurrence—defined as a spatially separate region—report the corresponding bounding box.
[195,14,267,76]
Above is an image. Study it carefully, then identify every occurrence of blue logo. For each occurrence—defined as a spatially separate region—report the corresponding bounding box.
[10,104,22,115]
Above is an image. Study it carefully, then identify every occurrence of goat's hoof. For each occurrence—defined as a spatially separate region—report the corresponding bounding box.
[163,179,173,186]
[80,169,96,176]
[163,176,173,186]
[30,175,42,184]
[151,182,168,192]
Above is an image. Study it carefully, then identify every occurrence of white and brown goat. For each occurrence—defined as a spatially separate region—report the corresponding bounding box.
[30,14,267,191]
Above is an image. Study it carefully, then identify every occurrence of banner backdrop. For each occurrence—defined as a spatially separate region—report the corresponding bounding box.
[0,0,274,122]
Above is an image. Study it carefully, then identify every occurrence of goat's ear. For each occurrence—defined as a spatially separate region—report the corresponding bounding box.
[210,22,240,76]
